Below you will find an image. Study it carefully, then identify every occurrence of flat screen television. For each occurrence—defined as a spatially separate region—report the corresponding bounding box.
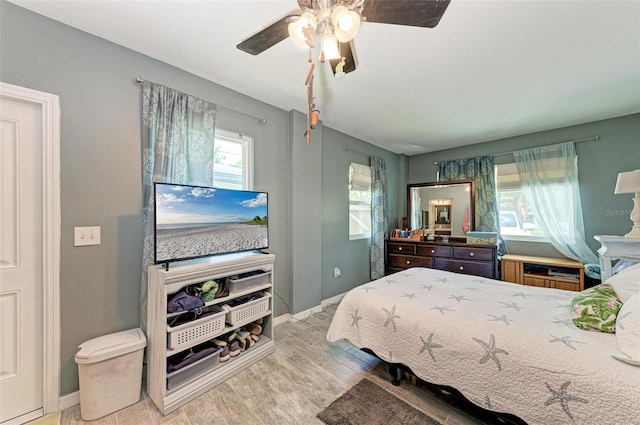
[154,182,268,264]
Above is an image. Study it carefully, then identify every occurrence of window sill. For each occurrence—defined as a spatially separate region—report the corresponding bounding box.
[349,234,370,241]
[501,234,550,243]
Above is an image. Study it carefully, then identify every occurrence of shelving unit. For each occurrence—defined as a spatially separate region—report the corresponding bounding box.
[146,252,276,414]
[501,254,584,292]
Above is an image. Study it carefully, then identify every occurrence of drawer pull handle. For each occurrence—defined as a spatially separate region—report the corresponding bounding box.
[459,266,464,271]
[431,249,435,254]
[469,252,474,257]
[406,260,411,265]
[398,247,403,251]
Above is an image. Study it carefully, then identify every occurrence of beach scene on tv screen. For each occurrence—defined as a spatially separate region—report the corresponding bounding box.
[155,184,268,262]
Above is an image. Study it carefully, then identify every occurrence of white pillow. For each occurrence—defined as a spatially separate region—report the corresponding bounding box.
[612,292,640,366]
[607,263,640,303]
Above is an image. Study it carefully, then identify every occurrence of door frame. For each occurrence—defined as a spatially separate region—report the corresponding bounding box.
[1,82,61,415]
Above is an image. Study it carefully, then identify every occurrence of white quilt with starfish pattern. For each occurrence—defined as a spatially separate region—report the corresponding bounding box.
[326,267,639,425]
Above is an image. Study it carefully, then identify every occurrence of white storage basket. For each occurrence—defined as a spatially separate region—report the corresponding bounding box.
[167,307,226,350]
[223,292,271,326]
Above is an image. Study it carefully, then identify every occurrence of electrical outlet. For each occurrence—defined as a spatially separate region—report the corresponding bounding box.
[74,226,101,246]
[333,267,341,278]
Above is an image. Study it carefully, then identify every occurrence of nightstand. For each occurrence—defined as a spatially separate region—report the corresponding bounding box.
[594,235,640,281]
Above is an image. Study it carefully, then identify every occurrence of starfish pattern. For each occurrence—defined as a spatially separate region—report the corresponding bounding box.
[360,285,378,293]
[350,309,362,329]
[487,314,516,325]
[400,292,418,300]
[449,294,469,303]
[544,381,588,420]
[381,305,401,331]
[419,333,443,362]
[465,286,481,292]
[420,284,433,291]
[484,395,492,408]
[435,277,450,284]
[473,334,509,371]
[499,301,522,311]
[552,316,575,329]
[511,291,528,299]
[430,305,455,315]
[549,335,585,351]
[473,279,486,284]
[384,279,398,285]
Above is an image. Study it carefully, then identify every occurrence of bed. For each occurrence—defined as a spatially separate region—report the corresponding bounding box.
[326,267,640,425]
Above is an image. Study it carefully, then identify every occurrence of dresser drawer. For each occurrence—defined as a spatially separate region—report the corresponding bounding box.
[453,247,494,262]
[434,259,495,278]
[416,245,451,258]
[387,242,416,255]
[388,255,432,269]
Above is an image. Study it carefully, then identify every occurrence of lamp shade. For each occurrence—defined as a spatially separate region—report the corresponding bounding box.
[288,12,317,49]
[615,170,640,194]
[331,6,361,42]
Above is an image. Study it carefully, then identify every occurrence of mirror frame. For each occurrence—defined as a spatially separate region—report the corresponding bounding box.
[407,179,476,235]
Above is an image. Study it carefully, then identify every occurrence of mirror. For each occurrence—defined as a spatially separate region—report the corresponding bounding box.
[407,180,475,237]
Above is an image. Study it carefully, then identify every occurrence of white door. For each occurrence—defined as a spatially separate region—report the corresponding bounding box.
[0,92,44,423]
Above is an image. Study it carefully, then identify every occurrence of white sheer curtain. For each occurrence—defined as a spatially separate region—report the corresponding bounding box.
[513,142,598,264]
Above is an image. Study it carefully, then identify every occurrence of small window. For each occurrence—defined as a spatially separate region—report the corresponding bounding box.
[213,129,253,190]
[349,163,371,240]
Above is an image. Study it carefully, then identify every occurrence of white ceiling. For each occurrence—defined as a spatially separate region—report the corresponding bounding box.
[9,0,640,155]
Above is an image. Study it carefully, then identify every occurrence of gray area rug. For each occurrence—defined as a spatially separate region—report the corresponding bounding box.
[317,378,443,425]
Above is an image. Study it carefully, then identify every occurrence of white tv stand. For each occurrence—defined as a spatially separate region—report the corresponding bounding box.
[146,252,275,414]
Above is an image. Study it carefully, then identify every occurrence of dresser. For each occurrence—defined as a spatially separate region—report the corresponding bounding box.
[385,239,498,278]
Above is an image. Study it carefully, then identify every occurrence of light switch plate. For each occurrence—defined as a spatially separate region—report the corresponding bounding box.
[74,226,101,246]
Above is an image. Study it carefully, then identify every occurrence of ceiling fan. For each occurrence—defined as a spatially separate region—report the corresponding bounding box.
[237,0,451,77]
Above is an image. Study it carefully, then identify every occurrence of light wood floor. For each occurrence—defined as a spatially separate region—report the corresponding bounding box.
[60,304,494,425]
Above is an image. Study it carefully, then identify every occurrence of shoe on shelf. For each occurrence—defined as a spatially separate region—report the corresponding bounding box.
[228,340,241,357]
[218,346,230,362]
[243,323,262,336]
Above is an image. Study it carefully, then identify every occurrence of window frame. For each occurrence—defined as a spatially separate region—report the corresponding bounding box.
[349,162,372,241]
[212,128,254,190]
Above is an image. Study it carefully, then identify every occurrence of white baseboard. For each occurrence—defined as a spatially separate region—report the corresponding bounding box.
[289,292,346,321]
[59,391,80,411]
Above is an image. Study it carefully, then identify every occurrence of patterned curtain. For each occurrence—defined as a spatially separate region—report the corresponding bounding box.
[438,157,498,233]
[513,142,598,264]
[371,157,388,280]
[139,81,217,331]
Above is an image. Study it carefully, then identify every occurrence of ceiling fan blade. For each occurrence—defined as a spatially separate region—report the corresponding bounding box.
[362,0,451,28]
[329,41,357,77]
[237,14,300,55]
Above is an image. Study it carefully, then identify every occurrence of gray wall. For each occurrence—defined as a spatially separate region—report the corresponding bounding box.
[0,1,398,396]
[321,126,400,301]
[409,113,640,257]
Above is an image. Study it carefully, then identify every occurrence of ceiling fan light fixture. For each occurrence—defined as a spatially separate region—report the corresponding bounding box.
[331,5,361,42]
[288,12,317,49]
[321,33,341,60]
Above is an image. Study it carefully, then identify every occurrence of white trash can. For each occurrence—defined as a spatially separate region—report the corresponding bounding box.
[75,328,147,421]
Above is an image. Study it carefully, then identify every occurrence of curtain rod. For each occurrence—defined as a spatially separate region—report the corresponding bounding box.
[434,136,599,165]
[135,76,267,125]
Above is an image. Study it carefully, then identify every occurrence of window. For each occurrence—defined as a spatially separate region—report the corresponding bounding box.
[349,163,371,240]
[213,129,253,190]
[495,162,548,241]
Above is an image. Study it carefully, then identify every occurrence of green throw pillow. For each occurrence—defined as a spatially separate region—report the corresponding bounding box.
[570,283,622,333]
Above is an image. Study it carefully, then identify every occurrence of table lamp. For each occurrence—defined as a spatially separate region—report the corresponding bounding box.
[615,170,640,238]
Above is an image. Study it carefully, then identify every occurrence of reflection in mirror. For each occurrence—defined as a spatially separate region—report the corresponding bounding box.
[408,180,475,237]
